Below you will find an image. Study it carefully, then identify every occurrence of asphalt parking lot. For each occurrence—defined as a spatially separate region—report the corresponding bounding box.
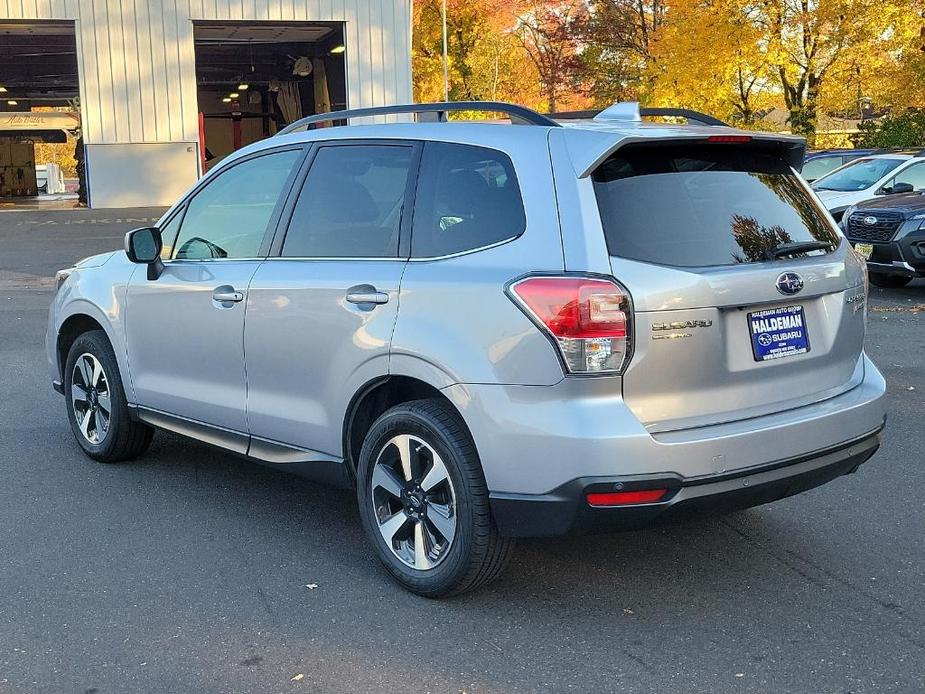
[1,209,923,693]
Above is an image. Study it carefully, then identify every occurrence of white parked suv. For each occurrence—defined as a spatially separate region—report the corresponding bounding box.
[812,151,925,220]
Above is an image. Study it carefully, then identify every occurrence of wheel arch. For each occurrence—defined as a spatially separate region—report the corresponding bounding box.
[342,375,474,480]
[56,312,107,381]
[55,302,134,403]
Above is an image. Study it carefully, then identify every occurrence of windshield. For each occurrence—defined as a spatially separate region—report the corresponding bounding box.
[811,158,905,192]
[592,144,840,268]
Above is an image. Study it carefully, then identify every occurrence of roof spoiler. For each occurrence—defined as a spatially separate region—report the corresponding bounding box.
[561,130,807,178]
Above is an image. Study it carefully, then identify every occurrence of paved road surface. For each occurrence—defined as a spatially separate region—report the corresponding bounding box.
[1,210,923,693]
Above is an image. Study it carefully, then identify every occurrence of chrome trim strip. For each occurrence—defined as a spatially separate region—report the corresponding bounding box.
[248,435,342,464]
[135,406,249,455]
[407,235,520,261]
[261,256,405,262]
[238,234,520,262]
[867,260,916,273]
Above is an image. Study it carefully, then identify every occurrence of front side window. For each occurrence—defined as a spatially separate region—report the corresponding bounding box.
[888,162,925,192]
[811,157,905,192]
[412,142,526,257]
[593,144,840,267]
[157,209,183,260]
[172,149,302,260]
[281,145,413,258]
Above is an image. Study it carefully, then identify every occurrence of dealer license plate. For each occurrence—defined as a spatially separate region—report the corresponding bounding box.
[748,305,810,362]
[854,243,873,260]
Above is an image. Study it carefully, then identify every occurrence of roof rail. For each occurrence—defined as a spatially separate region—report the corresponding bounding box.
[549,106,729,127]
[276,101,560,135]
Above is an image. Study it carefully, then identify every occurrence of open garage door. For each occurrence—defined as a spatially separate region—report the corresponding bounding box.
[194,22,347,170]
[0,21,82,207]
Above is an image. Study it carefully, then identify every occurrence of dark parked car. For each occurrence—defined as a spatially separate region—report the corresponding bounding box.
[841,192,925,287]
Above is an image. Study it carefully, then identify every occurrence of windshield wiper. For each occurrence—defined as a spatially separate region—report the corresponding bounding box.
[765,241,832,260]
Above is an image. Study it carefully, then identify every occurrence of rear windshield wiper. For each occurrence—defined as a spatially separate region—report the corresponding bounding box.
[765,241,832,259]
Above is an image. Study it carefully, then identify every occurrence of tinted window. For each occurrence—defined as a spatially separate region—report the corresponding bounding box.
[172,149,301,260]
[282,145,413,258]
[158,209,183,260]
[811,157,904,192]
[801,155,842,181]
[890,162,925,191]
[592,144,839,268]
[412,142,525,257]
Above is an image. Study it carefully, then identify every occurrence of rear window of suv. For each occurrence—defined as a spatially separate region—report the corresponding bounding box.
[592,144,840,267]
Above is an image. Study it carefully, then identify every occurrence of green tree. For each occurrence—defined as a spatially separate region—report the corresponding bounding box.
[854,109,925,148]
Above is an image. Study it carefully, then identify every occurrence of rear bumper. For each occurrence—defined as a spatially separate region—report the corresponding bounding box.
[445,354,886,499]
[491,427,882,537]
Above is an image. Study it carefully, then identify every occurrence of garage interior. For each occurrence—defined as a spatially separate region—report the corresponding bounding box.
[194,22,347,167]
[0,21,81,205]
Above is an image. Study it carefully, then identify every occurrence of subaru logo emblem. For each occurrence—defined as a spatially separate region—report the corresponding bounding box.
[776,272,804,295]
[863,216,878,226]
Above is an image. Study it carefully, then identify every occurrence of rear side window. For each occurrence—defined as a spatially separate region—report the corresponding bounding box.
[282,144,413,258]
[412,142,525,257]
[592,144,839,267]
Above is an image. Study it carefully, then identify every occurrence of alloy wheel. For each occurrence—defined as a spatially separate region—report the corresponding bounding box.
[71,352,111,445]
[371,434,457,570]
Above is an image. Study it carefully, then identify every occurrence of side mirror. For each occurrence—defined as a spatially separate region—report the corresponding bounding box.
[892,182,914,194]
[124,227,164,280]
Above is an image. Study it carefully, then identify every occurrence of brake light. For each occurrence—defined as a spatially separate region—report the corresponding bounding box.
[706,135,752,143]
[586,489,668,506]
[508,276,632,374]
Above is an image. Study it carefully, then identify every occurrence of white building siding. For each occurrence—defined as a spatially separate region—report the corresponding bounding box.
[0,0,413,145]
[1,0,411,205]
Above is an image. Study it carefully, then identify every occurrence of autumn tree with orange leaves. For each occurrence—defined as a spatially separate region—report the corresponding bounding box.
[412,0,924,141]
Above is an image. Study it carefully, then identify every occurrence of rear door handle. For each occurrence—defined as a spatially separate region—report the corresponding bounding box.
[213,286,245,303]
[346,284,389,305]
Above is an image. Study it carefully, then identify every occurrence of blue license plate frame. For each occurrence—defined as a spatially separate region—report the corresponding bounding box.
[748,305,810,362]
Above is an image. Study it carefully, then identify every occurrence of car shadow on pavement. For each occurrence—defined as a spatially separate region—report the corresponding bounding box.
[124,429,809,603]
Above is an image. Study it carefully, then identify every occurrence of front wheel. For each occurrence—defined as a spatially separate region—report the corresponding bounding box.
[869,273,913,288]
[356,399,514,597]
[64,330,153,462]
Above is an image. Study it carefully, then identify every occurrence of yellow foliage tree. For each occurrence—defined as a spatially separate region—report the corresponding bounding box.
[647,0,775,125]
[756,0,893,145]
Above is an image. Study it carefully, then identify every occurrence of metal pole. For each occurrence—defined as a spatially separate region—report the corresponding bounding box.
[442,0,449,101]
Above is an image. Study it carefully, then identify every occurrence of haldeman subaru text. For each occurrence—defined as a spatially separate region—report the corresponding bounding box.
[47,101,886,596]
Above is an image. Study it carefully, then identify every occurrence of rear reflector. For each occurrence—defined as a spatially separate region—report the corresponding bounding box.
[586,489,668,506]
[706,135,752,143]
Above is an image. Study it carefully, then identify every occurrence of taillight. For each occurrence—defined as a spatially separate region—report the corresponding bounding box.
[706,135,752,143]
[508,276,632,374]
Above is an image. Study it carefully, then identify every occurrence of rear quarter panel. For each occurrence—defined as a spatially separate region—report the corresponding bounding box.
[391,129,567,387]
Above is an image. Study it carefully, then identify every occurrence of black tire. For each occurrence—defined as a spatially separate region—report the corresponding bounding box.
[869,273,913,289]
[356,398,514,597]
[64,330,153,462]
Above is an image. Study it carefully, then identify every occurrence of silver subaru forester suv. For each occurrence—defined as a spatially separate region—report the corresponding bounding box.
[47,101,886,596]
